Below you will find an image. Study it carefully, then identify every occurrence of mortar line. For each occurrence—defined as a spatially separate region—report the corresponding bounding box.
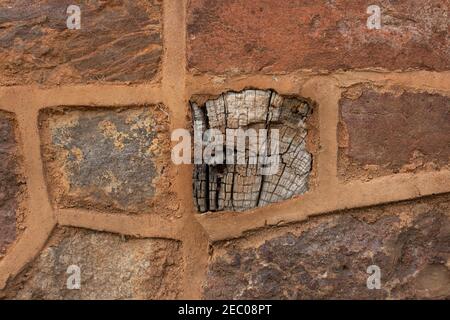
[162,0,210,300]
[0,105,56,289]
[196,169,450,242]
[302,78,341,194]
[185,71,450,94]
[0,84,163,111]
[57,209,184,241]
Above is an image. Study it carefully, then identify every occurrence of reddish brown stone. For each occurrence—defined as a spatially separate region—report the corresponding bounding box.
[0,0,162,85]
[339,89,450,176]
[204,195,450,300]
[0,112,23,254]
[187,0,450,74]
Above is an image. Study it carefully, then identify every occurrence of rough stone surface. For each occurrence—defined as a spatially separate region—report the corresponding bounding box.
[187,0,450,74]
[0,0,162,85]
[338,88,450,179]
[3,227,183,299]
[192,89,313,213]
[0,112,24,255]
[204,195,450,299]
[40,106,172,214]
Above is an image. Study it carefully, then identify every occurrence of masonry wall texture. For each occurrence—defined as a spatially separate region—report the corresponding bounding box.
[39,105,173,215]
[0,0,163,85]
[3,227,183,299]
[187,0,450,74]
[0,112,24,257]
[338,88,450,180]
[205,195,450,300]
[0,0,449,300]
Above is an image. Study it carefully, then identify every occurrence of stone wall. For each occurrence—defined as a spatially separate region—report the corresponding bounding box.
[0,0,449,300]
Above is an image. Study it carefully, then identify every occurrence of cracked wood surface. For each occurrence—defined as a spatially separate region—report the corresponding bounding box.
[192,89,313,213]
